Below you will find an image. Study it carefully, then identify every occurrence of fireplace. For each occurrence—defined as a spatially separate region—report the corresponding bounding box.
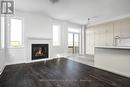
[32,44,49,60]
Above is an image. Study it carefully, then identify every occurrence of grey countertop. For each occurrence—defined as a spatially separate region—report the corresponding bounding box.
[95,46,130,50]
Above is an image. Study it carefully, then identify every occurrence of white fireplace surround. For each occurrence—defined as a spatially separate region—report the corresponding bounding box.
[26,37,53,63]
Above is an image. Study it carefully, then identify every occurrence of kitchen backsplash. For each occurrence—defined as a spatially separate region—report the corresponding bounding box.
[118,38,130,47]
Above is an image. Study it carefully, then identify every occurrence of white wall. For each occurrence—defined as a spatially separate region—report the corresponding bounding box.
[52,20,68,57]
[52,19,82,57]
[6,11,52,65]
[5,11,81,65]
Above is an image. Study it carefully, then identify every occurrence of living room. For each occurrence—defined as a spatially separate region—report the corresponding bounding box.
[0,0,130,87]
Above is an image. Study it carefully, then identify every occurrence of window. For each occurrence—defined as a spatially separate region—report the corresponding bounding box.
[68,33,73,46]
[68,28,80,54]
[10,18,23,47]
[0,17,5,49]
[53,25,60,46]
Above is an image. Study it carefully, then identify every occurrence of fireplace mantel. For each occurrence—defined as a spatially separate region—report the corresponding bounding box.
[27,37,52,40]
[26,37,53,63]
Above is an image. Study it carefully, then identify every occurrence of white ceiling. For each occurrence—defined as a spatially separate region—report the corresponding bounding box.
[15,0,130,24]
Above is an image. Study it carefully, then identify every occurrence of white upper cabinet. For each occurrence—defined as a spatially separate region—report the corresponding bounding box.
[86,28,95,55]
[94,24,113,46]
[114,18,130,38]
[86,17,130,55]
[94,25,105,46]
[105,23,114,46]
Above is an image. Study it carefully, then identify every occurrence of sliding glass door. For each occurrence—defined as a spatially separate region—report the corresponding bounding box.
[68,32,80,54]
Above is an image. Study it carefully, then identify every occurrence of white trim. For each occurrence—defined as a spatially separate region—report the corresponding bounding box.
[26,58,55,63]
[26,38,53,63]
[27,37,52,40]
[5,61,25,66]
[89,14,130,27]
[7,46,24,49]
[0,65,6,75]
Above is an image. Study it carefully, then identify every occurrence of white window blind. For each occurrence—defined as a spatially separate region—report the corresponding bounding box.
[0,17,5,48]
[53,25,60,46]
[10,18,23,47]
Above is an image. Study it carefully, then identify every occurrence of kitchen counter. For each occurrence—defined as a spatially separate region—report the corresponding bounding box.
[94,47,130,78]
[95,46,130,49]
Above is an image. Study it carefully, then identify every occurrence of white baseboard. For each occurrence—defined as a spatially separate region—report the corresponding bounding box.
[5,58,56,65]
[26,57,56,63]
[5,61,25,66]
[0,65,6,75]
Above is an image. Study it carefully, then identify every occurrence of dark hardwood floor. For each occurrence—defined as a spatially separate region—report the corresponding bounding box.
[0,58,130,87]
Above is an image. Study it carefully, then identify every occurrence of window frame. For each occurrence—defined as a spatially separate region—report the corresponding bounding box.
[52,24,61,46]
[0,16,5,49]
[9,17,24,48]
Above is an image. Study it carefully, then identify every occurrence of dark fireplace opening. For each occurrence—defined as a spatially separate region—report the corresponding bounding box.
[32,44,49,60]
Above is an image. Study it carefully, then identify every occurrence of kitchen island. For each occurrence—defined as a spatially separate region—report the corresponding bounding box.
[94,46,130,78]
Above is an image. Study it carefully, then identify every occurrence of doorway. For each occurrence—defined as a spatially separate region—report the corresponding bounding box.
[68,28,80,54]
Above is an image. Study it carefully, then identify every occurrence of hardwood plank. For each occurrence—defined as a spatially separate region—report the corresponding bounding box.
[0,58,130,87]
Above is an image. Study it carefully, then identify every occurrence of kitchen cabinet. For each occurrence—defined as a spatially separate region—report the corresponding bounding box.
[94,25,106,46]
[86,28,95,55]
[86,23,114,55]
[94,24,113,46]
[86,17,130,55]
[105,23,114,46]
[114,18,130,38]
